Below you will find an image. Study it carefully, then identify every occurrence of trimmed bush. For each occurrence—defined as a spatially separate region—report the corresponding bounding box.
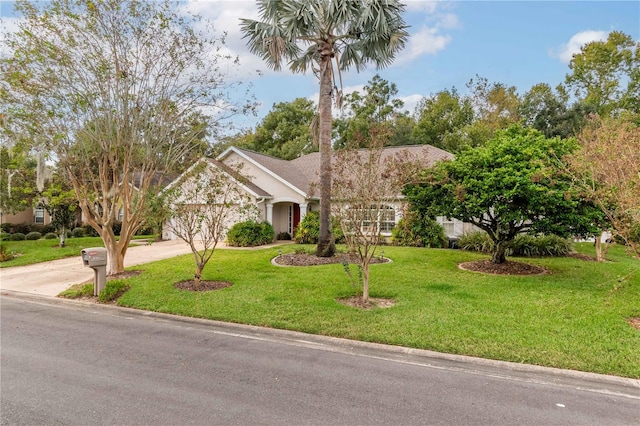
[9,233,26,241]
[226,220,274,247]
[391,214,447,248]
[71,227,85,238]
[44,232,58,240]
[83,225,99,237]
[276,231,292,241]
[0,232,10,241]
[294,211,345,244]
[458,231,573,257]
[25,231,42,240]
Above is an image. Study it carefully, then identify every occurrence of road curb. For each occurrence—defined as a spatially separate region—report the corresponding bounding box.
[3,289,639,398]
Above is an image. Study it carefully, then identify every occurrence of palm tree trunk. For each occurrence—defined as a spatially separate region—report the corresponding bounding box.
[316,55,335,258]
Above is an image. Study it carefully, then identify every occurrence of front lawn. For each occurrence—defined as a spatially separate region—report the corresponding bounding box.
[0,236,151,268]
[104,243,640,378]
[0,237,106,267]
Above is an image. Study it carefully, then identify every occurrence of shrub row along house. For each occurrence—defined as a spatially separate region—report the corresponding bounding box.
[162,145,472,242]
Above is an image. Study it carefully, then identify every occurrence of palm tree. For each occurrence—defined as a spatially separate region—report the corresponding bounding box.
[240,0,408,257]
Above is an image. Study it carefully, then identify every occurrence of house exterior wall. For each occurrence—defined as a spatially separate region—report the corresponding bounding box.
[1,208,52,226]
[222,152,305,203]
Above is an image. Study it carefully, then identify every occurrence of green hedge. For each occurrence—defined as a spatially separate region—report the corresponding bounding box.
[391,214,447,248]
[458,231,573,257]
[293,211,344,244]
[226,220,274,247]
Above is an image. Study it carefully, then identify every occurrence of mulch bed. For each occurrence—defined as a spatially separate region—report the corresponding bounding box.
[459,260,547,276]
[174,280,232,292]
[273,253,389,267]
[336,296,396,310]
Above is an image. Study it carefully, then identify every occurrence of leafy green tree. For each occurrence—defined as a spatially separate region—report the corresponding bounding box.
[564,31,640,115]
[2,0,252,274]
[0,142,37,215]
[520,83,596,139]
[465,76,521,145]
[241,0,408,257]
[412,87,474,153]
[405,125,600,264]
[334,74,406,149]
[37,170,79,248]
[253,98,317,159]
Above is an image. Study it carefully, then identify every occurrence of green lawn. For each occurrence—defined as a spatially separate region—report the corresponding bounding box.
[96,242,639,378]
[0,236,150,268]
[0,237,106,267]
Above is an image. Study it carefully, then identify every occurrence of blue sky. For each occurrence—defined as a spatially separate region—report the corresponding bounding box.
[2,1,639,133]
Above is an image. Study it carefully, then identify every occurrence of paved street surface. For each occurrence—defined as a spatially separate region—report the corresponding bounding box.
[2,294,638,425]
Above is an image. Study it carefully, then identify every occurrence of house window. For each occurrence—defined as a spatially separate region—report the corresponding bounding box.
[347,204,396,234]
[437,217,456,237]
[118,207,124,222]
[34,208,45,224]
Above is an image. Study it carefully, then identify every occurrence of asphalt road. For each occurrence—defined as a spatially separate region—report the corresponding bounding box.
[1,294,639,425]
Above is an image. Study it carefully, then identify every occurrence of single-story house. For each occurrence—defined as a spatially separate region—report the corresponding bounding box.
[162,145,472,241]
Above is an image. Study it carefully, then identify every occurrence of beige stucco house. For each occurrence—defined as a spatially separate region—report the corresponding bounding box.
[162,145,471,241]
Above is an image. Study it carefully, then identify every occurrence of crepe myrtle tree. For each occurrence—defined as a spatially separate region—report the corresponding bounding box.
[240,0,408,257]
[405,125,601,264]
[569,114,640,259]
[332,126,423,303]
[164,159,254,287]
[1,0,254,274]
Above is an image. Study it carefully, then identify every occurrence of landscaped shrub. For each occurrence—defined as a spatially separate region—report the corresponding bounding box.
[9,232,26,241]
[83,225,99,237]
[391,214,447,248]
[0,244,15,261]
[294,211,345,244]
[458,231,494,253]
[459,231,573,257]
[25,231,42,240]
[43,232,58,240]
[276,231,292,240]
[0,223,12,233]
[71,227,85,238]
[0,232,9,241]
[112,221,122,236]
[226,220,274,247]
[98,279,130,303]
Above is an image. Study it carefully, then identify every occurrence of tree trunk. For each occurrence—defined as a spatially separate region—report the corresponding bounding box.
[194,264,203,288]
[316,54,336,258]
[595,232,603,262]
[58,225,66,248]
[491,240,508,264]
[102,230,125,275]
[362,262,370,303]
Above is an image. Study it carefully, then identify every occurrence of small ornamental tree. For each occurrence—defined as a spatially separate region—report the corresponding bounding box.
[569,114,640,259]
[405,125,601,264]
[332,126,422,303]
[38,170,79,248]
[164,160,252,287]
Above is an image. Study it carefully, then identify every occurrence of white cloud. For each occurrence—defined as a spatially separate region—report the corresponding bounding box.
[395,26,451,65]
[398,94,423,114]
[551,30,608,63]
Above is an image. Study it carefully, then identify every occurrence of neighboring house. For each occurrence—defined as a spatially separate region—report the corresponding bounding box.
[163,145,472,241]
[0,207,52,227]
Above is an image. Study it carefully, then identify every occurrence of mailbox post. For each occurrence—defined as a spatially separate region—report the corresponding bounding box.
[81,247,108,296]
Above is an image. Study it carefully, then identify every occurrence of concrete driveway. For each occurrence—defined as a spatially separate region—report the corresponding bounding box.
[0,240,292,297]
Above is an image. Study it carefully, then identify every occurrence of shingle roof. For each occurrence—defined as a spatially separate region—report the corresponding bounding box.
[226,144,453,198]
